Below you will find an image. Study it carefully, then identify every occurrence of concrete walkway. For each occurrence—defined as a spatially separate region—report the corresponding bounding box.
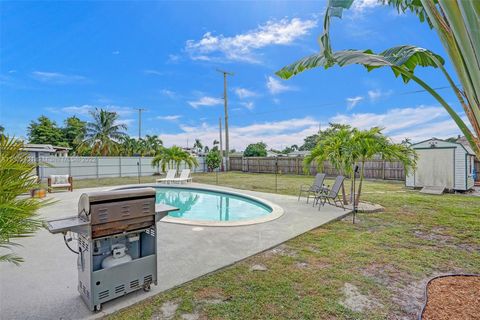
[0,184,350,319]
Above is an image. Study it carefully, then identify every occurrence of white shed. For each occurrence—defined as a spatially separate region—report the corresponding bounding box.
[406,138,476,191]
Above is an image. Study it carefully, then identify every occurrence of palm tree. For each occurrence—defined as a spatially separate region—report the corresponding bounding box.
[0,137,49,265]
[151,146,198,174]
[276,0,480,159]
[81,108,127,156]
[204,145,210,153]
[143,135,163,156]
[119,136,139,156]
[305,127,416,205]
[193,139,203,154]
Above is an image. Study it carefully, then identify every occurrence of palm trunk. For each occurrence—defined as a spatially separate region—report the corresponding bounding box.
[356,160,365,206]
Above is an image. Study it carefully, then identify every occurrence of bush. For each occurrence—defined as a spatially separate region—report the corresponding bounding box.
[206,150,222,171]
[243,142,267,157]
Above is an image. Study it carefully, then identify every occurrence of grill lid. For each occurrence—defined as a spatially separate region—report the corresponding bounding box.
[78,188,156,217]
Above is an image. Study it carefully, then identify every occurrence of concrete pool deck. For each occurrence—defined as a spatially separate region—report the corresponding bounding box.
[0,183,351,319]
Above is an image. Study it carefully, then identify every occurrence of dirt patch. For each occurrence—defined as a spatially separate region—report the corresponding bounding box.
[151,300,180,320]
[360,263,426,319]
[262,244,298,258]
[340,283,383,312]
[413,229,480,253]
[391,279,426,319]
[361,263,409,287]
[413,229,453,243]
[250,264,268,271]
[422,275,480,320]
[194,287,230,305]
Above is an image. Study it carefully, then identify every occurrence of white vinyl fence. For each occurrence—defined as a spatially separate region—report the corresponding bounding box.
[35,156,209,180]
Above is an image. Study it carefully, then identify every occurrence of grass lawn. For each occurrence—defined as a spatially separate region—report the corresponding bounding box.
[83,172,479,319]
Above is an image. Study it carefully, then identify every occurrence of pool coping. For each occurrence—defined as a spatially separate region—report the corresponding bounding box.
[108,183,285,227]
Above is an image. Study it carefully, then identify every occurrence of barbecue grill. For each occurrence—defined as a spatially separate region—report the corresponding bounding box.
[45,187,177,311]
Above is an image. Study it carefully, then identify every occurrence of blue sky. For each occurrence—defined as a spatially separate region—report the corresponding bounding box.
[0,0,465,150]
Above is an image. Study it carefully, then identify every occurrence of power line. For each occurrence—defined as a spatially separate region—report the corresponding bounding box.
[220,84,459,121]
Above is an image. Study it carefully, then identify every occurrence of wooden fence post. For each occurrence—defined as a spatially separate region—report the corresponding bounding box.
[382,160,386,180]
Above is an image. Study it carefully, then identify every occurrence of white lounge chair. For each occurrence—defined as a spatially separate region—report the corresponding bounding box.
[172,169,192,184]
[156,169,176,184]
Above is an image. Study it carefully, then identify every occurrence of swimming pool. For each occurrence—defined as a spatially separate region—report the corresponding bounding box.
[153,186,283,226]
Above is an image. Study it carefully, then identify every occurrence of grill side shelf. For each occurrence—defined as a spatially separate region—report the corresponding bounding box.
[45,216,90,234]
[155,203,178,222]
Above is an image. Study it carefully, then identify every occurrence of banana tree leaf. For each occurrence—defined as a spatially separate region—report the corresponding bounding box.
[276,45,444,82]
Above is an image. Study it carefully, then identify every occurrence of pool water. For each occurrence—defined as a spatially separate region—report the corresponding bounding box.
[155,187,272,221]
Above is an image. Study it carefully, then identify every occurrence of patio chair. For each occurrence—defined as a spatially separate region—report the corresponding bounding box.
[315,175,346,210]
[156,169,176,184]
[172,169,192,184]
[48,174,73,192]
[298,173,327,203]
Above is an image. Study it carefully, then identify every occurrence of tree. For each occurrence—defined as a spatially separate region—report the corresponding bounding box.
[212,140,220,152]
[27,116,66,145]
[243,142,267,157]
[193,139,203,154]
[304,126,416,205]
[277,0,480,159]
[0,137,48,265]
[0,125,5,139]
[205,149,222,172]
[119,136,139,156]
[203,145,210,153]
[151,146,198,174]
[63,116,86,154]
[80,108,127,156]
[299,134,319,151]
[137,135,163,156]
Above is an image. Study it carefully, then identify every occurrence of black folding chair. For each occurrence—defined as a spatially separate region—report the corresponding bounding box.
[315,175,346,210]
[298,173,327,203]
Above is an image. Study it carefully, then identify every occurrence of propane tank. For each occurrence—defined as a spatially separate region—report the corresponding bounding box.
[101,243,132,269]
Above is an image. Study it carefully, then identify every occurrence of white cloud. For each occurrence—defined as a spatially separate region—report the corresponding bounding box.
[168,54,180,63]
[188,96,223,108]
[160,89,176,99]
[241,102,255,110]
[352,0,382,13]
[185,17,317,63]
[159,117,319,150]
[115,118,134,126]
[346,96,363,110]
[157,115,182,121]
[266,76,294,95]
[54,104,135,117]
[330,105,463,143]
[31,71,87,84]
[144,69,164,76]
[61,105,94,115]
[234,87,257,99]
[112,50,120,55]
[368,89,392,101]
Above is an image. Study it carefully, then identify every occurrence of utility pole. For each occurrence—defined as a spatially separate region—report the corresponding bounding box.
[219,117,224,171]
[137,108,145,139]
[217,69,233,171]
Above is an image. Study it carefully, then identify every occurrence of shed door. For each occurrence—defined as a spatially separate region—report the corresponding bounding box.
[415,149,454,188]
